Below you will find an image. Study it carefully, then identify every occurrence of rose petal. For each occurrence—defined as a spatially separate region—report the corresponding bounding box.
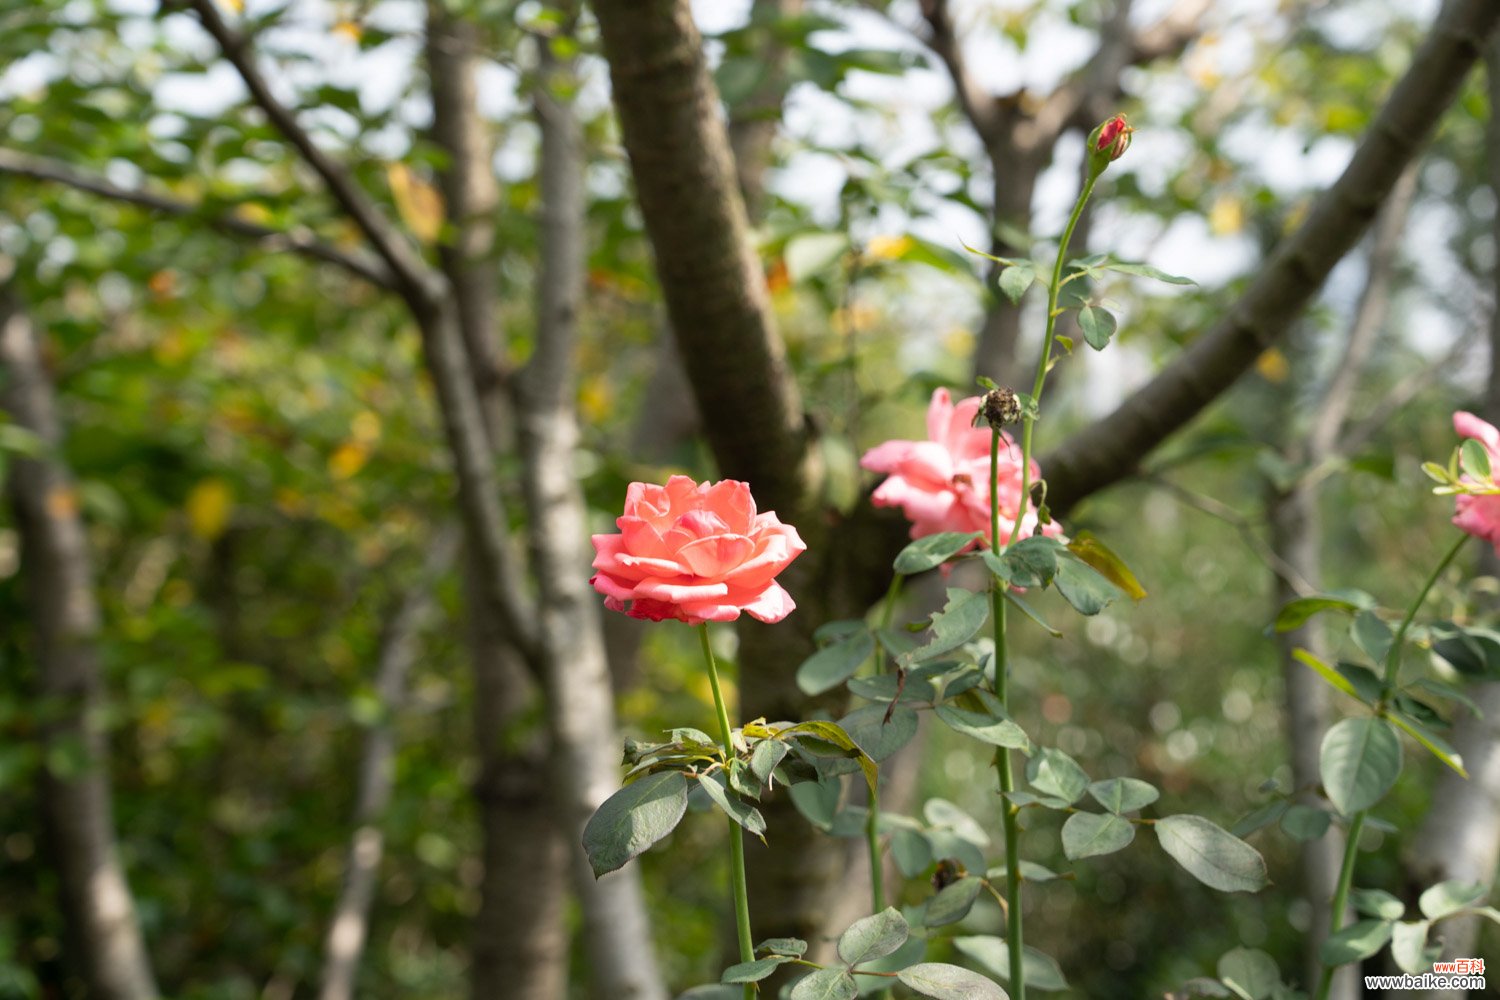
[739,581,797,623]
[630,578,731,603]
[676,533,756,579]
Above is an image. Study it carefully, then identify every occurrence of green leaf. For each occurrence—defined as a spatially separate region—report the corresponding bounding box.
[1418,879,1488,919]
[758,937,809,957]
[722,955,794,983]
[1232,799,1290,838]
[935,689,1032,752]
[582,772,690,877]
[785,232,850,281]
[1217,947,1281,1000]
[677,985,741,1000]
[1319,919,1392,966]
[1003,590,1062,637]
[1350,888,1405,921]
[848,671,937,704]
[1292,649,1360,701]
[953,936,1068,991]
[1279,804,1331,842]
[1461,438,1493,479]
[924,798,990,847]
[1275,596,1364,632]
[781,720,878,792]
[696,773,766,839]
[897,963,1009,1000]
[895,532,983,574]
[908,588,990,664]
[1101,260,1196,285]
[998,264,1035,304]
[1430,623,1500,678]
[751,740,790,785]
[1351,611,1393,665]
[1087,777,1159,814]
[1053,553,1125,615]
[1154,815,1269,893]
[1387,710,1467,777]
[1061,811,1135,860]
[1389,920,1430,974]
[1026,748,1090,805]
[788,776,842,830]
[984,860,1066,884]
[790,967,858,1000]
[990,536,1063,589]
[1077,306,1117,350]
[1320,718,1401,815]
[837,704,919,762]
[836,907,909,965]
[891,828,934,877]
[924,876,984,927]
[797,629,876,696]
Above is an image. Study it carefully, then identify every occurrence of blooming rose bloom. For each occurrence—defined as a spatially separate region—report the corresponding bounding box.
[1453,410,1500,554]
[860,388,1063,547]
[590,476,805,624]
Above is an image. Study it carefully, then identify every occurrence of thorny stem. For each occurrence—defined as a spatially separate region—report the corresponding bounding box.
[700,624,755,1000]
[867,574,904,919]
[1313,532,1468,1000]
[1007,174,1098,549]
[990,428,1025,1000]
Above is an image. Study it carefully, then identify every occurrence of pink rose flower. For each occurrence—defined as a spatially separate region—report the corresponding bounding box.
[860,388,1063,547]
[1453,410,1500,554]
[590,476,806,624]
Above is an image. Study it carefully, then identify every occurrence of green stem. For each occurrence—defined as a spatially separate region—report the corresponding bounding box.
[989,428,1025,1000]
[866,574,903,917]
[1312,532,1468,1000]
[1313,811,1366,1000]
[1381,533,1469,692]
[700,624,755,999]
[1006,175,1098,548]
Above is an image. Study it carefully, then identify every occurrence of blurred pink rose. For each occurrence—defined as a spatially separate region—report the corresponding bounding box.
[860,388,1063,547]
[1453,410,1500,553]
[590,476,806,624]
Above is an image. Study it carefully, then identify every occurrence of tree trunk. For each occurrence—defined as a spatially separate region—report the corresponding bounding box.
[1,289,159,1000]
[1407,37,1500,996]
[515,24,668,997]
[424,12,574,996]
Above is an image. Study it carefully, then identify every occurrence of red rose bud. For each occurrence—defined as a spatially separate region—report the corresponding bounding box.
[1087,114,1134,177]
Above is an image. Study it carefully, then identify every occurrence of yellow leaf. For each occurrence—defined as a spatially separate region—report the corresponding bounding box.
[186,478,234,540]
[328,442,369,480]
[865,234,913,260]
[1067,532,1147,600]
[350,410,381,444]
[1255,347,1290,383]
[1208,196,1243,236]
[386,163,445,245]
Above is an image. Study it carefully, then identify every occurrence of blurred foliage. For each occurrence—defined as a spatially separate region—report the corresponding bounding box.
[1,0,1497,997]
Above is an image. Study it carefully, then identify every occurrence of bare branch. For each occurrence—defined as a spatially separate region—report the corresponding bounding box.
[1147,473,1318,595]
[1044,0,1500,514]
[0,148,395,289]
[180,0,440,306]
[919,0,1002,146]
[1308,165,1419,459]
[318,530,456,1000]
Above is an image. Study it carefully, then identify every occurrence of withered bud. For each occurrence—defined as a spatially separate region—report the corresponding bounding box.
[980,387,1021,430]
[932,858,965,891]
